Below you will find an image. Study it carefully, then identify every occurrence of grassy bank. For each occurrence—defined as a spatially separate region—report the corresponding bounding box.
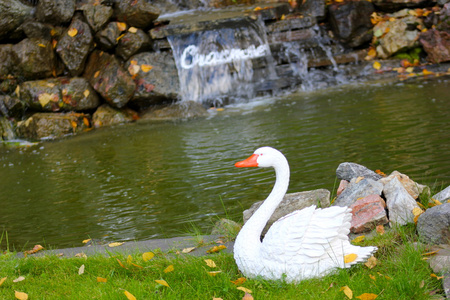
[0,224,444,299]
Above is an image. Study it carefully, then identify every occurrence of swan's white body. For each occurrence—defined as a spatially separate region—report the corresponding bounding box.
[234,147,377,283]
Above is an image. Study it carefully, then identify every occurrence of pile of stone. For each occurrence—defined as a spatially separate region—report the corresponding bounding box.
[0,0,449,141]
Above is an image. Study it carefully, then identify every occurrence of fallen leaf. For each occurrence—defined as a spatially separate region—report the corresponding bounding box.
[117,22,127,31]
[128,64,140,76]
[38,93,54,107]
[375,169,386,176]
[231,277,247,285]
[352,235,365,243]
[0,277,6,286]
[355,176,364,183]
[142,252,154,261]
[405,67,414,73]
[207,271,222,276]
[83,89,90,98]
[237,286,252,294]
[141,64,153,72]
[15,291,28,300]
[205,259,217,268]
[68,28,78,37]
[13,276,25,283]
[75,252,87,258]
[356,293,378,300]
[164,265,174,273]
[207,245,227,253]
[116,258,128,269]
[155,279,170,287]
[38,43,46,48]
[344,253,358,264]
[131,262,143,269]
[128,27,138,33]
[83,117,90,127]
[367,47,377,58]
[423,250,440,256]
[431,273,444,280]
[78,264,85,275]
[369,274,376,281]
[364,256,378,269]
[97,277,107,283]
[373,61,381,70]
[181,247,196,253]
[108,242,124,247]
[242,293,254,300]
[340,286,353,299]
[419,280,425,288]
[82,239,91,244]
[124,290,136,300]
[94,71,100,78]
[432,198,442,205]
[116,33,125,41]
[376,225,385,235]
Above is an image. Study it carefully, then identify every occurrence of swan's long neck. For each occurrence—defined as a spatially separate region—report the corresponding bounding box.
[239,156,290,244]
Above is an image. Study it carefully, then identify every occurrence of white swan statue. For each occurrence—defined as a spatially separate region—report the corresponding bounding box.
[233,147,377,283]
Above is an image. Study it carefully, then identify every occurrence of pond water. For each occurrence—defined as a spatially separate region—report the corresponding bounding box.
[1,78,449,250]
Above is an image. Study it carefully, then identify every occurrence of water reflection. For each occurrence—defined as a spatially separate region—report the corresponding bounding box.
[1,79,449,249]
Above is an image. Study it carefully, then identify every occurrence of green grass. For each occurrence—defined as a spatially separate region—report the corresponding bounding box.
[0,224,444,299]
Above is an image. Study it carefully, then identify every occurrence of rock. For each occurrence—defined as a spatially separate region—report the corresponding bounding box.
[242,189,330,236]
[298,0,326,20]
[334,177,384,207]
[0,117,15,140]
[12,38,57,80]
[374,14,423,59]
[80,1,113,32]
[92,104,136,128]
[56,19,93,76]
[419,29,450,64]
[328,0,374,47]
[0,0,33,40]
[427,244,450,273]
[140,101,208,121]
[19,77,100,112]
[337,179,349,196]
[349,194,388,233]
[36,0,76,25]
[433,185,450,203]
[84,50,136,108]
[383,177,420,226]
[0,95,26,118]
[114,0,160,29]
[417,203,450,244]
[211,218,241,238]
[336,162,382,181]
[21,21,58,41]
[0,78,18,94]
[125,52,179,108]
[16,112,91,140]
[378,170,429,200]
[0,44,14,78]
[372,0,432,11]
[96,22,127,50]
[116,29,152,61]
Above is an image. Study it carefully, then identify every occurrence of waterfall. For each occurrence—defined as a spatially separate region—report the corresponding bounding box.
[168,18,277,106]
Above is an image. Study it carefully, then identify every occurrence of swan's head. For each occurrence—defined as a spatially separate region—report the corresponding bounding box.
[235,147,287,168]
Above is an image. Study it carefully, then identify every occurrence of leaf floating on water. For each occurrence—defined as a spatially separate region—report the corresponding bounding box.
[340,286,353,299]
[0,277,6,286]
[142,252,154,262]
[231,277,247,286]
[78,264,85,275]
[356,293,378,300]
[13,276,25,283]
[237,286,252,294]
[108,242,124,247]
[352,235,365,244]
[124,290,136,300]
[207,245,226,254]
[344,253,358,264]
[155,279,170,287]
[364,256,378,269]
[164,265,174,273]
[68,28,78,37]
[14,291,28,300]
[204,259,217,268]
[97,277,107,283]
[181,247,196,253]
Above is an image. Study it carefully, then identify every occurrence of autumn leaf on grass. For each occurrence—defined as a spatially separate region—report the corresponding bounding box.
[352,235,365,244]
[13,276,25,283]
[242,293,254,300]
[15,291,28,300]
[124,290,136,300]
[376,225,385,235]
[431,273,444,280]
[24,244,44,254]
[97,277,107,283]
[108,242,124,247]
[205,259,217,268]
[231,277,247,285]
[237,286,252,294]
[164,265,174,273]
[78,264,85,275]
[142,252,154,262]
[364,256,378,269]
[344,253,358,264]
[413,207,424,224]
[116,258,128,269]
[356,293,378,300]
[207,245,227,254]
[181,247,196,253]
[340,286,353,299]
[207,271,222,276]
[0,277,6,286]
[155,279,170,287]
[369,274,376,281]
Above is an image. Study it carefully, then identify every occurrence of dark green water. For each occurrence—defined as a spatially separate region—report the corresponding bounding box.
[1,78,449,250]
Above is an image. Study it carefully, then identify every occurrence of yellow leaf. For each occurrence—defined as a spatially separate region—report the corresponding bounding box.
[130,60,138,65]
[207,271,222,276]
[128,27,138,33]
[405,67,414,73]
[97,277,107,283]
[369,274,376,281]
[344,253,358,264]
[376,225,385,235]
[141,64,153,72]
[207,245,227,253]
[116,33,125,41]
[181,247,196,253]
[82,239,91,244]
[355,176,364,183]
[13,276,25,283]
[131,262,143,269]
[356,293,378,300]
[108,242,124,247]
[0,277,6,286]
[117,22,127,31]
[242,293,254,300]
[94,71,100,78]
[142,252,154,262]
[155,279,169,287]
[352,235,365,243]
[204,259,217,268]
[128,64,140,76]
[38,93,53,107]
[432,198,443,205]
[340,286,353,299]
[68,28,78,37]
[124,290,136,300]
[423,250,440,256]
[231,277,247,285]
[431,273,444,280]
[364,256,377,269]
[127,255,133,264]
[15,291,28,300]
[368,47,377,58]
[78,264,85,275]
[373,61,381,70]
[237,286,252,294]
[83,89,90,98]
[164,265,174,273]
[116,258,128,269]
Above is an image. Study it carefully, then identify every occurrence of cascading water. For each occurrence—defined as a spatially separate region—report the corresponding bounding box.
[168,17,278,106]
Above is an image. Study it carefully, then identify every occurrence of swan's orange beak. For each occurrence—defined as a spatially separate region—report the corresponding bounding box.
[235,154,259,167]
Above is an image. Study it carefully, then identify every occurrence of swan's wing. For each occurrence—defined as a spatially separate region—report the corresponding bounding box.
[260,205,354,268]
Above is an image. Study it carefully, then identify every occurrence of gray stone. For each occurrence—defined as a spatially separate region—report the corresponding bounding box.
[116,29,152,61]
[114,0,160,29]
[211,218,241,238]
[140,101,208,121]
[243,189,330,236]
[92,104,136,128]
[334,177,383,207]
[0,0,33,40]
[96,22,126,50]
[378,170,429,200]
[0,95,26,118]
[433,185,450,203]
[80,1,113,32]
[0,44,14,78]
[384,177,420,226]
[36,0,76,25]
[336,162,382,181]
[417,203,450,244]
[427,245,450,273]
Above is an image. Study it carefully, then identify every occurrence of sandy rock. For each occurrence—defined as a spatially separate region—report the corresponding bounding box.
[379,170,429,200]
[383,177,420,226]
[350,194,388,233]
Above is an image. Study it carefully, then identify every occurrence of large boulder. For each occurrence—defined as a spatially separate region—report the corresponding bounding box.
[114,0,160,29]
[0,95,26,118]
[84,50,136,108]
[349,194,388,233]
[92,104,136,128]
[336,162,382,181]
[35,0,76,25]
[419,29,450,64]
[333,177,384,207]
[116,28,152,61]
[80,0,113,32]
[56,18,94,76]
[0,0,33,40]
[378,170,429,200]
[18,77,100,112]
[96,22,127,50]
[383,177,420,226]
[417,203,450,244]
